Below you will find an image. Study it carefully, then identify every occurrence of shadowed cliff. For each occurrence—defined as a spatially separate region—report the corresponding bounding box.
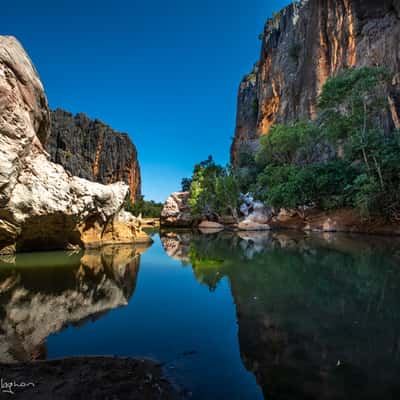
[47,109,141,203]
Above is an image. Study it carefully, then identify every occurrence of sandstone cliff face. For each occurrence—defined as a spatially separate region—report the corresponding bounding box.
[47,109,141,203]
[231,0,400,163]
[0,36,148,254]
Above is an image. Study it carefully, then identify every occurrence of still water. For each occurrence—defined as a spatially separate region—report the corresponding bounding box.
[1,230,400,399]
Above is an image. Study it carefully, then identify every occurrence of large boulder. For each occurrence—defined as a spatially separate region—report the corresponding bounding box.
[160,192,193,227]
[198,220,224,234]
[238,220,271,231]
[238,194,273,231]
[0,36,149,254]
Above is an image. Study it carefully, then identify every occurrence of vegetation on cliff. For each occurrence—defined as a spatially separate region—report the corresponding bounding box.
[183,156,240,220]
[187,67,400,222]
[249,67,400,219]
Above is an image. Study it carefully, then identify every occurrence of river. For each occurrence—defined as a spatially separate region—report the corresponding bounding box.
[1,230,400,399]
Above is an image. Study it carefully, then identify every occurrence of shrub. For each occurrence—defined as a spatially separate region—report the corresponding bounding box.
[125,196,163,218]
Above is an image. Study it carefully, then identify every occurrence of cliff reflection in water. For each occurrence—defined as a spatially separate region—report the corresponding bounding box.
[161,231,400,399]
[0,245,146,363]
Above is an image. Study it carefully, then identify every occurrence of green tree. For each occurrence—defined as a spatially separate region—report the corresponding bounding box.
[256,120,320,167]
[188,156,240,219]
[181,177,192,192]
[125,196,163,218]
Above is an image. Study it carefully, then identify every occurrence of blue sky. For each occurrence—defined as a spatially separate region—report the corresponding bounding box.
[1,0,290,202]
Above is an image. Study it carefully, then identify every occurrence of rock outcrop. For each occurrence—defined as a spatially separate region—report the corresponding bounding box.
[47,109,141,203]
[231,0,400,163]
[0,36,149,254]
[160,192,193,227]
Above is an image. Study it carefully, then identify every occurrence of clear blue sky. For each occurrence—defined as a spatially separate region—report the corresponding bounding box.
[1,0,290,202]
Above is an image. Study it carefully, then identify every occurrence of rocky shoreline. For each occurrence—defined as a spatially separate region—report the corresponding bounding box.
[160,192,400,237]
[0,357,178,399]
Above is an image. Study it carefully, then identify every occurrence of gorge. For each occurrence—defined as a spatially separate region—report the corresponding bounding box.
[231,0,400,163]
[1,0,400,399]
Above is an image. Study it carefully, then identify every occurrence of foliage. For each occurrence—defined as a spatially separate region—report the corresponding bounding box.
[125,196,163,218]
[317,67,400,218]
[181,177,192,192]
[232,147,261,193]
[187,156,240,219]
[256,120,320,166]
[255,161,358,210]
[184,67,400,221]
[251,67,400,219]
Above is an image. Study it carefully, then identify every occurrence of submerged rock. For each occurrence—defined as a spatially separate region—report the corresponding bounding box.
[0,36,150,254]
[160,192,193,227]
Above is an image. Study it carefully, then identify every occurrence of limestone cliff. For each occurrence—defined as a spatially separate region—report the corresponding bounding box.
[231,0,400,163]
[0,36,149,254]
[47,109,141,203]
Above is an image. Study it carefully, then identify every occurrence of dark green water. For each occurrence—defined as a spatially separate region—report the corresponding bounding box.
[1,231,400,399]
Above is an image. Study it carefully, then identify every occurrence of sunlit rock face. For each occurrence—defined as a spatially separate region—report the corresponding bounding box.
[0,245,142,363]
[0,36,148,254]
[47,109,142,203]
[231,0,400,163]
[160,192,193,227]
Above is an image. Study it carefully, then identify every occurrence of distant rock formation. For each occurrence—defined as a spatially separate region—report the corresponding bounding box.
[231,0,400,163]
[160,192,193,227]
[47,109,141,203]
[0,36,149,254]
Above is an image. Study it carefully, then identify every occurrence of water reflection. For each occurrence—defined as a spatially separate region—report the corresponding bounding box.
[2,230,400,399]
[0,245,146,363]
[161,230,400,399]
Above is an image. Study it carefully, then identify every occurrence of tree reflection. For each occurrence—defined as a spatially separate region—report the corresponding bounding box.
[161,230,400,399]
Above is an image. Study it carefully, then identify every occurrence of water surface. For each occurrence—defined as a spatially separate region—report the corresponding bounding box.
[1,231,400,399]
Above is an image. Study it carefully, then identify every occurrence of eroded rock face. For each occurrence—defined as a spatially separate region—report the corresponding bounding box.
[0,245,143,363]
[0,36,148,254]
[47,109,142,203]
[160,192,193,227]
[231,0,400,162]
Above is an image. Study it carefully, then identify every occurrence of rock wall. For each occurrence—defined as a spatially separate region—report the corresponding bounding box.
[0,36,148,254]
[231,0,400,163]
[47,109,141,203]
